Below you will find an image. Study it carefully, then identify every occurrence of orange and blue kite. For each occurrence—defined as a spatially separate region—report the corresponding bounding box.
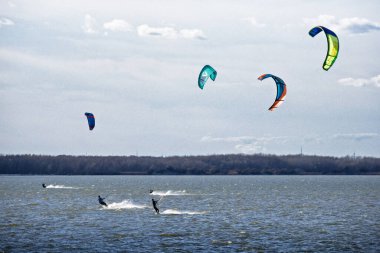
[258,74,287,111]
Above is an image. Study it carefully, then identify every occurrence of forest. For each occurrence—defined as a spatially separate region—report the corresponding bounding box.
[0,154,379,175]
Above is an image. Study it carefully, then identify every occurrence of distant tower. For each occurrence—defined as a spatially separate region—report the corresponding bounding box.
[300,146,303,156]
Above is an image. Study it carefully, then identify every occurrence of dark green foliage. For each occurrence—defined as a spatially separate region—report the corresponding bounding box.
[0,154,379,175]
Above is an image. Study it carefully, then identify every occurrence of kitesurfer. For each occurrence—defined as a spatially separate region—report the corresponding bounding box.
[42,183,46,188]
[152,198,159,214]
[149,189,154,194]
[98,195,107,207]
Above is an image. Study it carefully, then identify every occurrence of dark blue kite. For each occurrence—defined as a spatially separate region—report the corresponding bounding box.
[84,112,95,130]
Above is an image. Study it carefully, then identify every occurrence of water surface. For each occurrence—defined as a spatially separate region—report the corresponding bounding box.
[0,176,379,252]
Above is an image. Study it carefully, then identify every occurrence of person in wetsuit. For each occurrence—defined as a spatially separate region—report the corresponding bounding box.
[149,189,154,194]
[152,198,159,214]
[98,195,107,207]
[42,183,46,188]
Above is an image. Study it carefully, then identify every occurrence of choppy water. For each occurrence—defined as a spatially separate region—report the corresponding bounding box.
[0,176,379,252]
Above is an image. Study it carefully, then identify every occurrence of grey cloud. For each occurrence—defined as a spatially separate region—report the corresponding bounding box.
[332,133,380,141]
[137,24,206,40]
[339,17,380,34]
[0,17,14,27]
[304,15,380,34]
[303,136,323,144]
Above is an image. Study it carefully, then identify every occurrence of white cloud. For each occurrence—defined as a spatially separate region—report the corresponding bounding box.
[332,133,380,141]
[103,19,133,32]
[304,14,336,28]
[338,75,380,88]
[179,29,206,40]
[0,48,191,92]
[8,1,16,8]
[201,132,380,154]
[0,48,129,83]
[137,24,206,40]
[0,17,14,27]
[201,136,255,142]
[235,143,266,153]
[82,14,98,34]
[201,135,289,143]
[201,135,289,154]
[304,15,380,34]
[244,17,266,27]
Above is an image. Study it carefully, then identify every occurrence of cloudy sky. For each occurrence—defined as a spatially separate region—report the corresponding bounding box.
[1,0,379,157]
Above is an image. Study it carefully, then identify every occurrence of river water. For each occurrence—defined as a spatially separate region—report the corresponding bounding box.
[0,175,379,252]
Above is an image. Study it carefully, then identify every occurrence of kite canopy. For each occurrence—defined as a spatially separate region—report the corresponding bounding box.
[198,65,217,89]
[84,112,95,130]
[258,74,287,111]
[309,26,339,71]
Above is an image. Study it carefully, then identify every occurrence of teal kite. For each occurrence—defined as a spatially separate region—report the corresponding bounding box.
[198,65,217,89]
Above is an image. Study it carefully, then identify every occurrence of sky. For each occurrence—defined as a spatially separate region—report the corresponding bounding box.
[0,0,379,157]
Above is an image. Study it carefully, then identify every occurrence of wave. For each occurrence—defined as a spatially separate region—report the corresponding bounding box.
[46,184,79,189]
[104,200,148,210]
[161,209,207,215]
[150,190,190,196]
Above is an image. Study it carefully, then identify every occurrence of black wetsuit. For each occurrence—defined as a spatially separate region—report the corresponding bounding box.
[42,184,46,188]
[98,196,107,206]
[152,199,159,214]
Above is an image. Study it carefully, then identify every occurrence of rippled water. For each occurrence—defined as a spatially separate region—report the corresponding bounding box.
[0,176,379,252]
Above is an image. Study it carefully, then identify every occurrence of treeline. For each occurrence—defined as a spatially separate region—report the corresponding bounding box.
[0,154,379,175]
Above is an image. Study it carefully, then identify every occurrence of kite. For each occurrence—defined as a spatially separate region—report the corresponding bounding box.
[198,65,217,89]
[309,26,339,71]
[258,74,287,111]
[84,112,95,130]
